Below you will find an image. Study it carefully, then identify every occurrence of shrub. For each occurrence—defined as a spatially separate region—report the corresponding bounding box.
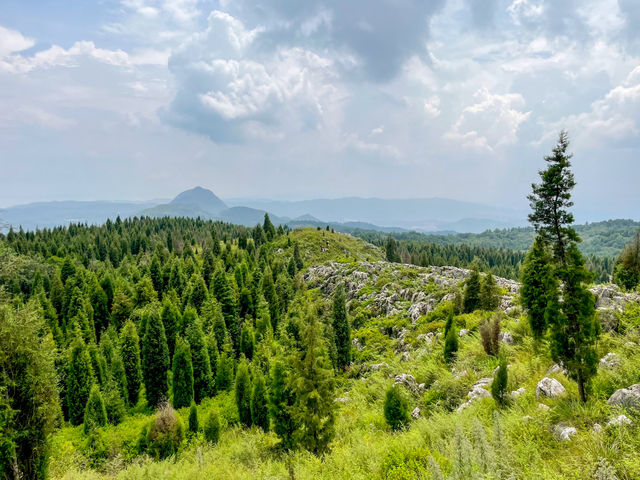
[146,403,185,459]
[479,315,501,356]
[491,358,508,406]
[384,385,410,431]
[204,411,221,444]
[444,327,459,364]
[83,385,107,434]
[188,403,199,433]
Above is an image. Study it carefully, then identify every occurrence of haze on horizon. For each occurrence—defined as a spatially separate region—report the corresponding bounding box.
[1,0,639,220]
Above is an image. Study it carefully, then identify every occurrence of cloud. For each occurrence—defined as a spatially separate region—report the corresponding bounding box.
[0,26,35,58]
[446,89,531,151]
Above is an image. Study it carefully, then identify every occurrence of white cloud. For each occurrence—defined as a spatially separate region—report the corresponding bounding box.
[0,25,35,58]
[446,89,531,151]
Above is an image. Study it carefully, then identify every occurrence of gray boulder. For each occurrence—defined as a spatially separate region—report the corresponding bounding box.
[607,414,633,427]
[536,377,566,399]
[499,332,514,345]
[394,374,422,395]
[553,423,577,441]
[599,352,621,369]
[607,384,640,410]
[411,407,421,419]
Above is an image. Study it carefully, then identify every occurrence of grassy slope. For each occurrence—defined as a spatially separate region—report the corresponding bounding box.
[49,231,640,480]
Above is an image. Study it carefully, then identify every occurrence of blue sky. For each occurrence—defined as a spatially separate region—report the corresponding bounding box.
[1,0,639,220]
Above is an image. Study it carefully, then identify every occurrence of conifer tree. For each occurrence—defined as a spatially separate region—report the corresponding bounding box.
[206,333,219,391]
[269,360,297,450]
[251,371,269,431]
[332,284,351,371]
[204,411,221,444]
[479,272,500,311]
[188,403,199,433]
[141,310,170,407]
[385,237,401,263]
[240,323,255,360]
[383,385,410,431]
[103,379,126,425]
[66,337,95,425]
[263,213,276,241]
[235,361,252,427]
[187,273,209,313]
[521,236,556,339]
[215,351,234,392]
[161,298,181,359]
[491,357,508,406]
[293,242,303,270]
[83,384,108,433]
[172,337,194,409]
[90,278,110,340]
[262,268,280,332]
[444,326,459,364]
[463,268,482,313]
[213,268,240,352]
[187,319,213,402]
[292,308,335,455]
[111,347,129,406]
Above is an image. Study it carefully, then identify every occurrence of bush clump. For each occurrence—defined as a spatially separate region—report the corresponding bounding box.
[204,410,221,444]
[146,403,185,459]
[384,385,410,431]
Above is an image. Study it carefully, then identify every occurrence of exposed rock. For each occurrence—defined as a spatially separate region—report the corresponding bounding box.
[408,299,438,323]
[416,332,436,343]
[411,407,421,419]
[511,387,526,398]
[547,364,568,376]
[401,352,410,362]
[457,378,492,412]
[536,377,566,399]
[592,423,602,433]
[553,423,577,441]
[352,338,364,351]
[590,285,640,331]
[459,329,470,337]
[499,332,514,345]
[335,397,349,403]
[394,374,422,395]
[607,414,633,427]
[599,352,621,369]
[538,403,550,411]
[607,384,640,410]
[369,362,389,372]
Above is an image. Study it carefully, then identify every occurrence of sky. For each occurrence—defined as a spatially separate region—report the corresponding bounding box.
[0,0,639,219]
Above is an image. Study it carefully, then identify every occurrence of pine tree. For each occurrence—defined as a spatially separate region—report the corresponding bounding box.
[480,272,500,311]
[187,319,213,403]
[204,411,221,444]
[613,229,640,290]
[213,268,240,352]
[161,298,181,359]
[383,385,410,431]
[240,323,255,360]
[332,284,351,371]
[206,333,219,391]
[263,213,276,241]
[293,242,303,270]
[141,310,170,407]
[172,337,194,409]
[262,268,280,332]
[90,278,110,340]
[103,379,126,425]
[188,403,199,433]
[463,268,482,313]
[215,351,234,392]
[444,326,459,364]
[269,360,297,450]
[235,361,252,427]
[187,273,209,313]
[548,245,599,402]
[83,384,108,433]
[385,237,400,263]
[66,337,95,425]
[491,357,508,406]
[251,371,269,431]
[521,236,556,339]
[292,308,335,455]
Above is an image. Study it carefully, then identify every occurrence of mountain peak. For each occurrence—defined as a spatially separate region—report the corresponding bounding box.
[171,186,227,214]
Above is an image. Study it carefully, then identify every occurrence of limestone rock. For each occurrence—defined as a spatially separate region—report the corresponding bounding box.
[459,328,470,337]
[457,378,492,412]
[511,387,525,398]
[536,377,566,399]
[607,414,633,427]
[599,352,621,369]
[394,374,422,395]
[607,384,640,410]
[552,423,577,441]
[592,423,603,433]
[538,403,550,411]
[547,364,568,376]
[411,407,421,419]
[369,362,389,372]
[499,332,514,345]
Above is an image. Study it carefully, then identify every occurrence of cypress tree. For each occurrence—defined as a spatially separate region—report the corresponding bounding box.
[90,278,110,340]
[480,273,500,311]
[161,298,181,359]
[213,268,240,352]
[204,411,221,444]
[235,361,252,427]
[332,284,351,371]
[251,371,269,431]
[66,337,95,425]
[206,333,219,391]
[293,242,303,270]
[292,309,335,455]
[261,268,279,332]
[463,268,482,313]
[269,360,297,450]
[383,385,410,431]
[215,351,234,392]
[172,337,194,409]
[240,323,255,360]
[187,319,213,403]
[263,213,276,241]
[110,349,129,407]
[385,237,400,263]
[491,357,508,406]
[187,273,209,314]
[521,236,556,339]
[141,309,170,407]
[444,326,459,364]
[188,403,199,433]
[83,385,108,433]
[103,379,126,425]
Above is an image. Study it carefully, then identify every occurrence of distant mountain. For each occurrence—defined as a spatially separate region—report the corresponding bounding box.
[227,197,526,233]
[217,206,288,227]
[171,186,227,213]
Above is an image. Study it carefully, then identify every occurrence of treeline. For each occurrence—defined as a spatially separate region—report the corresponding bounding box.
[0,215,347,478]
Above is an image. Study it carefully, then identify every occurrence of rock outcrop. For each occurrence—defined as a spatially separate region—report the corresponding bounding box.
[536,377,566,399]
[607,384,640,410]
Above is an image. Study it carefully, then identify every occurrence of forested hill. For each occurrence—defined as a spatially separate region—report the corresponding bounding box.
[352,219,640,258]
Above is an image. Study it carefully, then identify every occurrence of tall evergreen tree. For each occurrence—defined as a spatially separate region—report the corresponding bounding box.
[172,337,194,409]
[187,319,213,403]
[119,320,142,406]
[83,384,108,433]
[293,242,304,271]
[521,236,556,339]
[215,351,234,392]
[187,273,209,314]
[213,268,240,352]
[235,361,252,427]
[263,213,276,241]
[444,326,459,364]
[161,298,181,359]
[141,310,170,407]
[385,237,401,263]
[383,385,410,431]
[262,268,280,332]
[491,357,508,406]
[292,308,335,455]
[251,371,269,431]
[479,273,500,311]
[66,337,95,425]
[269,361,297,450]
[463,268,482,313]
[332,284,351,371]
[188,403,199,433]
[240,323,255,360]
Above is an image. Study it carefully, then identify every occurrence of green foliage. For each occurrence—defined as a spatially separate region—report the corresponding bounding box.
[203,411,221,444]
[250,371,269,431]
[186,319,212,403]
[188,403,199,433]
[444,326,459,364]
[172,337,194,409]
[479,315,500,356]
[141,309,170,407]
[146,403,184,460]
[83,385,107,434]
[521,235,556,339]
[332,284,351,372]
[491,357,508,406]
[269,360,297,450]
[161,298,181,359]
[383,385,410,431]
[463,268,482,313]
[479,272,500,311]
[386,237,401,263]
[235,361,252,427]
[215,352,234,392]
[0,303,60,480]
[613,229,640,290]
[120,320,142,406]
[240,323,255,360]
[102,380,126,425]
[67,338,95,426]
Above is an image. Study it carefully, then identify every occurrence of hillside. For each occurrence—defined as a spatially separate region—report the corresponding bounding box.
[1,222,640,480]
